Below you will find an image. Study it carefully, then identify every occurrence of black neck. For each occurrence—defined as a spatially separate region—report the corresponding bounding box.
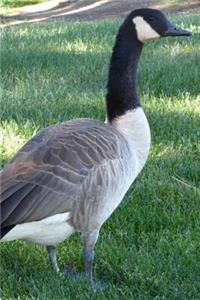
[106,25,143,122]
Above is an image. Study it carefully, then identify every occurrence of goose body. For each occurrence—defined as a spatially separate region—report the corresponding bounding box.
[0,8,191,286]
[1,109,150,245]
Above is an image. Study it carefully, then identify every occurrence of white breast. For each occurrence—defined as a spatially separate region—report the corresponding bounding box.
[96,109,151,225]
[112,107,151,176]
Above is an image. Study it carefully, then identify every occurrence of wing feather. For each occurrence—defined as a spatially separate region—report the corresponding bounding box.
[0,119,128,228]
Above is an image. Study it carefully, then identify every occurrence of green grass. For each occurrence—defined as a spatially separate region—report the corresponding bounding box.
[1,15,200,299]
[160,0,182,4]
[0,0,45,8]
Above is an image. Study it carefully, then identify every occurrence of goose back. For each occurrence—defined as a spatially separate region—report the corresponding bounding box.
[1,119,135,233]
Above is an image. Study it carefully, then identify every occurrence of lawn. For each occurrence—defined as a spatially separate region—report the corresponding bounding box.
[0,0,45,8]
[0,15,200,299]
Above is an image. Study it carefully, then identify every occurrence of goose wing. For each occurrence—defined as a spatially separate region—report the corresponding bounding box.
[1,119,126,228]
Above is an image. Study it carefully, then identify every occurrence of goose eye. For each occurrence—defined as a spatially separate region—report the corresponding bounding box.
[148,16,155,22]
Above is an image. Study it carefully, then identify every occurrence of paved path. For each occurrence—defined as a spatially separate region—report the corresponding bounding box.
[1,0,200,26]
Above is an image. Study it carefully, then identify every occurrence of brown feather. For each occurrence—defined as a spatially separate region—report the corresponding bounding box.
[1,119,130,231]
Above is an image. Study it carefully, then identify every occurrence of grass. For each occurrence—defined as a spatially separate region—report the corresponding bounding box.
[0,0,45,8]
[0,15,200,299]
[0,0,46,16]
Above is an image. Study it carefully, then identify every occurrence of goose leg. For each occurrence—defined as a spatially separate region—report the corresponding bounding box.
[47,245,61,276]
[81,230,106,289]
[83,246,94,283]
[81,231,99,284]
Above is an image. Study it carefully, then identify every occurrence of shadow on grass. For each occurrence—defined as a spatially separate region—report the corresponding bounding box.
[1,47,199,114]
[1,37,198,87]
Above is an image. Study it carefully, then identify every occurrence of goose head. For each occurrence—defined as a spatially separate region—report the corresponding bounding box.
[125,8,192,43]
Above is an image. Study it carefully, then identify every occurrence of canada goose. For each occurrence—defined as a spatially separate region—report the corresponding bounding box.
[1,8,191,287]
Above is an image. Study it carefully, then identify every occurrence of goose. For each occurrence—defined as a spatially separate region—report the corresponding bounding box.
[0,8,191,287]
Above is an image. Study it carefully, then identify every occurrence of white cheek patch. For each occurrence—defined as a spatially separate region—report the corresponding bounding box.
[133,16,160,43]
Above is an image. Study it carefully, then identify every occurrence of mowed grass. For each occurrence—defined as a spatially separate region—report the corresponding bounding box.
[0,15,200,299]
[0,0,45,8]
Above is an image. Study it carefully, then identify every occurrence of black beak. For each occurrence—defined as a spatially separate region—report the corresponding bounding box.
[163,21,192,37]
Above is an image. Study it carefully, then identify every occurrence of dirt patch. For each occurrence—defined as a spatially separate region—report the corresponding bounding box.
[1,0,200,26]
